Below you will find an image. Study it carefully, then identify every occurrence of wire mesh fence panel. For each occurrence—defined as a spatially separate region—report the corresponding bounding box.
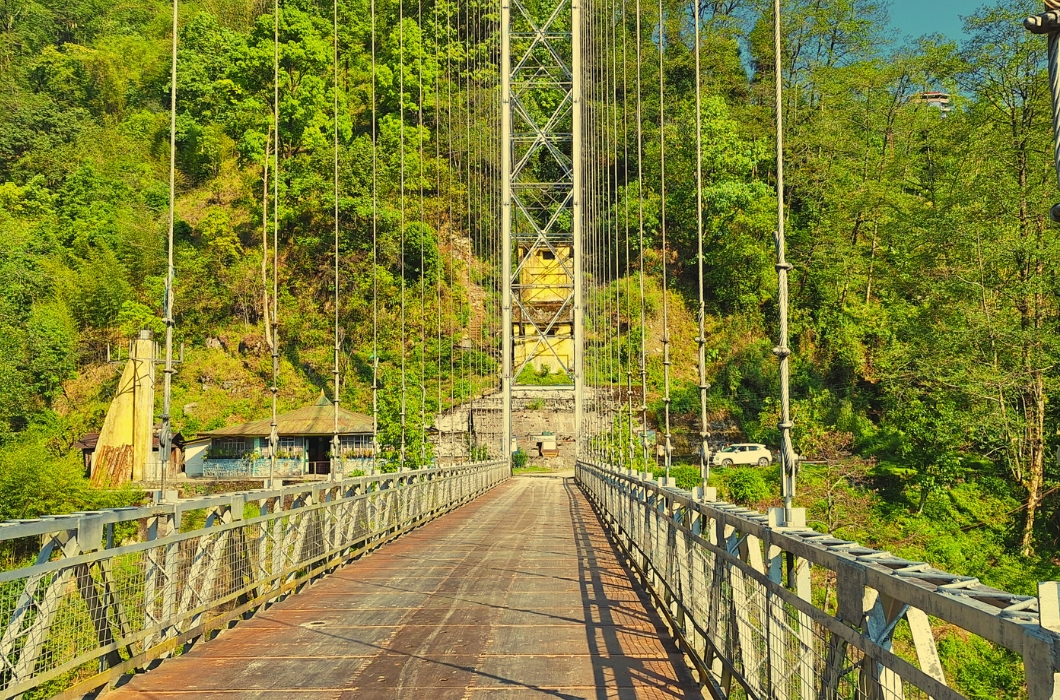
[0,461,508,698]
[576,460,1060,700]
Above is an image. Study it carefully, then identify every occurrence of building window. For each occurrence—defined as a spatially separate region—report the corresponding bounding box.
[340,435,374,458]
[213,438,245,458]
[541,250,556,260]
[276,437,303,459]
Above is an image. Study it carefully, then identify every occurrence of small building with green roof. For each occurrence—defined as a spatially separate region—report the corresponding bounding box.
[184,393,374,478]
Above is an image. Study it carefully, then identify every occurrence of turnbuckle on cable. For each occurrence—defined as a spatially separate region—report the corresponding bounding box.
[1026,2,1060,221]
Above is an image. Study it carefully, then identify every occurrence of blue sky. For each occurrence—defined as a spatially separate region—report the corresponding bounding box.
[887,0,970,43]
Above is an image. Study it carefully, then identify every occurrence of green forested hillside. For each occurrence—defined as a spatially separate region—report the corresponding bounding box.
[0,0,504,520]
[2,0,1060,617]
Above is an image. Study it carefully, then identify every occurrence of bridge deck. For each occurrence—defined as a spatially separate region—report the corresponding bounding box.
[109,476,701,699]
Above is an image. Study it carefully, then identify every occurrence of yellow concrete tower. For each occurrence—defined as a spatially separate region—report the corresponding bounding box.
[92,330,156,485]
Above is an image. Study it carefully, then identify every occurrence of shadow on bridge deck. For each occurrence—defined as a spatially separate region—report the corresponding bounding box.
[108,476,702,699]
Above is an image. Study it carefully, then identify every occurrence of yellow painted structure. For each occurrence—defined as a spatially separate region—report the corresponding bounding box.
[92,331,156,484]
[514,244,574,375]
[518,243,572,304]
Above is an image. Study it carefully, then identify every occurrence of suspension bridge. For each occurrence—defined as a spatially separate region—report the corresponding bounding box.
[5,0,1060,698]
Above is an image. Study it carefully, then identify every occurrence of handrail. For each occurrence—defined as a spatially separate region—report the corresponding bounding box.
[0,463,495,547]
[0,461,509,699]
[576,459,1060,700]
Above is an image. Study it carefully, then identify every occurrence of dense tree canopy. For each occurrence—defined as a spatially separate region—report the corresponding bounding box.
[2,0,1060,589]
[5,0,1060,693]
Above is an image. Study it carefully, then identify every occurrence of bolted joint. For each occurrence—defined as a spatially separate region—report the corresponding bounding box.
[1025,9,1060,33]
[777,420,794,431]
[775,262,793,272]
[772,346,791,358]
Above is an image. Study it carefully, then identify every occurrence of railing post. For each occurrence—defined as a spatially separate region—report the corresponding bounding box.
[1029,581,1060,700]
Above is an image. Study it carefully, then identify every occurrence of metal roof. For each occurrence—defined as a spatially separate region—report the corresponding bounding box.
[201,394,373,438]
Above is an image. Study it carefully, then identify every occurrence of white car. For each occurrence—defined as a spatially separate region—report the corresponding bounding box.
[712,443,773,467]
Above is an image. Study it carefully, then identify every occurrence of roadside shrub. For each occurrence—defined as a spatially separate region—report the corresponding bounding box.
[651,465,702,490]
[722,467,770,506]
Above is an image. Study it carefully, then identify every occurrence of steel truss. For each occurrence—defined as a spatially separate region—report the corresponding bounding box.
[501,0,584,455]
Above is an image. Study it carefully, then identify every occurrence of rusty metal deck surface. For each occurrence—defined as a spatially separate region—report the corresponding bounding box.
[108,476,702,699]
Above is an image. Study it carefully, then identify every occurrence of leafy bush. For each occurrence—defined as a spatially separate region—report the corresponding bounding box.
[517,365,573,385]
[721,467,770,507]
[651,465,703,490]
[512,449,529,469]
[0,435,144,520]
[402,222,439,280]
[937,633,1025,700]
[650,382,700,419]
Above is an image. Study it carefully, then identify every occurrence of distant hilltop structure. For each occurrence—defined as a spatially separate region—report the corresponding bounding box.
[911,91,952,114]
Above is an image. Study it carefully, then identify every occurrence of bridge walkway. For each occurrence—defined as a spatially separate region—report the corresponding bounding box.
[108,476,702,699]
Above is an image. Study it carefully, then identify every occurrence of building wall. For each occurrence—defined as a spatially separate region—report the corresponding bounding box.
[184,439,211,477]
[185,434,375,479]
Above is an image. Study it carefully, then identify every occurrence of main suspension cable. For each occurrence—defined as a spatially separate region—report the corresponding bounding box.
[370,0,379,474]
[621,0,633,466]
[434,0,444,468]
[269,0,281,484]
[658,0,671,479]
[465,7,474,462]
[399,0,408,469]
[331,0,342,479]
[693,0,709,487]
[772,0,797,511]
[446,3,456,464]
[418,0,427,467]
[609,0,621,468]
[635,0,648,470]
[159,0,179,498]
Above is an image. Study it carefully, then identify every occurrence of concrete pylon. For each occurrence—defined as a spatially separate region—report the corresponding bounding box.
[92,330,156,484]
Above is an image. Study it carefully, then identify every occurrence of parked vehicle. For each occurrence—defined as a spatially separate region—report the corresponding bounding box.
[711,443,773,467]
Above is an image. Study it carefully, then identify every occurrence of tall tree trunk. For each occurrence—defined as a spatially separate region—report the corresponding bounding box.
[1019,215,1047,556]
[261,130,274,351]
[1015,142,1043,556]
[865,223,877,304]
[1020,370,1045,556]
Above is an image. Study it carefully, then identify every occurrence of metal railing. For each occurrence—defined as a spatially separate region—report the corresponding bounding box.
[576,459,1060,700]
[0,461,508,699]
